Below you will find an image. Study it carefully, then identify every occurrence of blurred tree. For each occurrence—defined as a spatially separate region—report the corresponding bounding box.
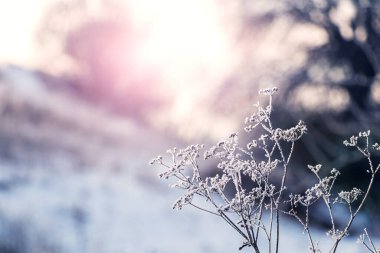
[241,0,380,231]
[284,0,379,108]
[207,0,380,232]
[279,0,380,199]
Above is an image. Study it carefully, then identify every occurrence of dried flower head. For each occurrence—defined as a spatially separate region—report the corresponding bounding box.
[150,88,380,253]
[337,188,363,204]
[308,164,322,174]
[259,87,279,96]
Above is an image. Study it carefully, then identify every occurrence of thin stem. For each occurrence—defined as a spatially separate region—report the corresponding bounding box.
[201,193,252,247]
[362,242,376,253]
[269,199,274,253]
[273,141,293,253]
[330,155,376,253]
[220,211,250,240]
[304,207,318,253]
[189,203,220,216]
[282,208,317,252]
[323,196,336,232]
[305,227,317,253]
[255,203,263,241]
[218,201,246,235]
[364,228,377,253]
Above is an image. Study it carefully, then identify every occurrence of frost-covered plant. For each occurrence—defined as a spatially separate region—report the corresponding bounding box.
[358,228,380,253]
[150,88,379,253]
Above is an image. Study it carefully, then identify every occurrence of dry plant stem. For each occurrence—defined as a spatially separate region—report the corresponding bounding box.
[152,88,379,253]
[204,190,260,252]
[220,211,249,240]
[274,141,294,253]
[305,207,318,253]
[180,165,254,249]
[189,203,219,216]
[314,171,337,232]
[306,227,317,253]
[263,99,296,253]
[268,201,274,253]
[362,243,376,253]
[330,153,376,253]
[265,95,291,253]
[364,229,377,253]
[235,181,259,252]
[324,195,336,232]
[255,204,263,241]
[205,192,252,244]
[284,206,317,253]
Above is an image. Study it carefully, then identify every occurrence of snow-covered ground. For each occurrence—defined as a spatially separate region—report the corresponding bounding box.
[0,164,238,253]
[0,66,373,253]
[0,164,367,253]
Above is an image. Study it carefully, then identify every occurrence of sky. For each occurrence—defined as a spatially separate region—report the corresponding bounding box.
[0,0,237,76]
[0,0,241,140]
[0,0,355,141]
[0,0,51,67]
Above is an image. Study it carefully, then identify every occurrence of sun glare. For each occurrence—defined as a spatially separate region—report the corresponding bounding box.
[126,0,239,137]
[0,0,239,139]
[128,1,237,97]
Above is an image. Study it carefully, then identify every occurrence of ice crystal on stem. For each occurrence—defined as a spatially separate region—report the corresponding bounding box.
[150,88,380,253]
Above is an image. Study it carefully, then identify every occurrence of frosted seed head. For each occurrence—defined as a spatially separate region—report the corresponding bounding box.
[149,155,163,165]
[308,164,322,174]
[343,135,358,147]
[259,87,279,96]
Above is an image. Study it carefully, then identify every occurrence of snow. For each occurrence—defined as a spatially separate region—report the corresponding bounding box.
[0,66,375,253]
[0,163,241,253]
[0,162,368,253]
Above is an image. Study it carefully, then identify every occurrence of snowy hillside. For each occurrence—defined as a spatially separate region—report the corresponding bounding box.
[0,65,242,253]
[0,66,368,253]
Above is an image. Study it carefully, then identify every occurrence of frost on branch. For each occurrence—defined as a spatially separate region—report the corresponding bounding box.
[150,88,380,253]
[271,120,307,142]
[308,164,322,174]
[343,136,358,147]
[259,87,279,96]
[336,188,363,204]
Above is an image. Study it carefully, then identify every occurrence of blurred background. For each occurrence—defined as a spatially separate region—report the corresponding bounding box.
[0,0,380,252]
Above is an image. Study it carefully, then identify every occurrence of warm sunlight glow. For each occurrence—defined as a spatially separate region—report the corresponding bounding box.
[127,0,238,125]
[0,0,239,139]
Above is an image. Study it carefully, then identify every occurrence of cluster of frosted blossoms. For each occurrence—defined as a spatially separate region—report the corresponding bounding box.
[150,88,380,253]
